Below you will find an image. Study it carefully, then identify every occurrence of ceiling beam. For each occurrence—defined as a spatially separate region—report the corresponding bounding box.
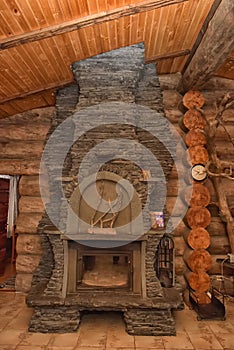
[181,0,234,92]
[0,0,188,50]
[146,49,190,63]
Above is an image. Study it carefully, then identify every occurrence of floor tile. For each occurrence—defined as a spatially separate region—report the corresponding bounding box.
[163,332,194,349]
[134,335,164,348]
[208,320,234,334]
[16,346,46,350]
[0,346,17,350]
[48,332,79,348]
[187,332,223,349]
[106,328,134,348]
[105,348,135,350]
[0,330,25,346]
[77,330,107,348]
[183,320,212,333]
[6,308,32,330]
[215,333,234,349]
[0,317,13,331]
[18,333,52,347]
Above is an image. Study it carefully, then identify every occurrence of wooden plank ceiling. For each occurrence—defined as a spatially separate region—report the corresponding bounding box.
[0,0,232,117]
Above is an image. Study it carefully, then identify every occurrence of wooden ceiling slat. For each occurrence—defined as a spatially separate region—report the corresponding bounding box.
[87,0,99,14]
[29,41,62,82]
[85,25,102,57]
[7,48,41,89]
[38,39,71,80]
[0,54,30,94]
[37,0,56,24]
[108,19,119,49]
[24,0,47,27]
[2,0,32,33]
[68,31,86,59]
[0,0,23,36]
[129,14,139,45]
[142,11,152,57]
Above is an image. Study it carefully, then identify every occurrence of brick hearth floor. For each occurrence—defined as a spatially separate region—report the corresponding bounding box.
[0,292,234,350]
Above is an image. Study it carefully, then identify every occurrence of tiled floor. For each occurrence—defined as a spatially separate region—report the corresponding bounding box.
[0,292,234,350]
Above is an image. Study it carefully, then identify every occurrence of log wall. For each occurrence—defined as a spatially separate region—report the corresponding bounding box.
[0,108,54,292]
[160,74,234,295]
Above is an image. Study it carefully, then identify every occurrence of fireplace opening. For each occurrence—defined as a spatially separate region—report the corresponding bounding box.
[78,252,132,289]
[67,241,143,295]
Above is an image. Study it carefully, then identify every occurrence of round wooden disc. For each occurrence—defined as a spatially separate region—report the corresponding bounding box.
[185,129,207,147]
[188,227,210,249]
[183,184,210,207]
[187,249,212,272]
[183,109,206,130]
[187,146,209,166]
[187,271,210,293]
[187,206,211,228]
[183,90,205,109]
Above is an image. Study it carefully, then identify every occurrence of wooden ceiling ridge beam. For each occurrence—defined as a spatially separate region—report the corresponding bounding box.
[181,0,234,92]
[146,49,190,63]
[0,0,188,50]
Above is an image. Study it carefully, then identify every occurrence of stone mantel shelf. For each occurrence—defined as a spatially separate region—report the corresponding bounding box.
[43,229,166,240]
[27,287,181,310]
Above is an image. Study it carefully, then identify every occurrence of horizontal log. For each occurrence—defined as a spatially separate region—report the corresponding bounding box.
[201,77,234,92]
[208,235,230,255]
[166,178,179,196]
[162,90,182,109]
[175,274,187,291]
[0,160,40,175]
[19,176,40,196]
[214,124,234,140]
[164,109,183,124]
[185,270,210,292]
[185,227,210,249]
[158,73,182,90]
[0,124,50,141]
[0,107,54,125]
[15,273,33,293]
[18,196,44,213]
[16,254,41,273]
[16,234,42,255]
[183,248,212,272]
[174,236,187,256]
[186,206,211,228]
[207,217,227,236]
[208,255,232,275]
[0,141,44,159]
[175,256,186,275]
[16,213,43,234]
[172,220,189,237]
[166,196,188,217]
[203,107,234,123]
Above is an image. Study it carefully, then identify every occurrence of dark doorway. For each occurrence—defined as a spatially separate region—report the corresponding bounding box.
[0,177,10,276]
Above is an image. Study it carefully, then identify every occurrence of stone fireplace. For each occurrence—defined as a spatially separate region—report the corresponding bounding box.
[26,43,183,335]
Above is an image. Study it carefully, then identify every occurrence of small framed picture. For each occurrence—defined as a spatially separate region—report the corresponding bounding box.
[150,211,164,229]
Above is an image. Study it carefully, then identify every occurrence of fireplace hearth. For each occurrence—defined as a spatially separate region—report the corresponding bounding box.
[26,43,183,335]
